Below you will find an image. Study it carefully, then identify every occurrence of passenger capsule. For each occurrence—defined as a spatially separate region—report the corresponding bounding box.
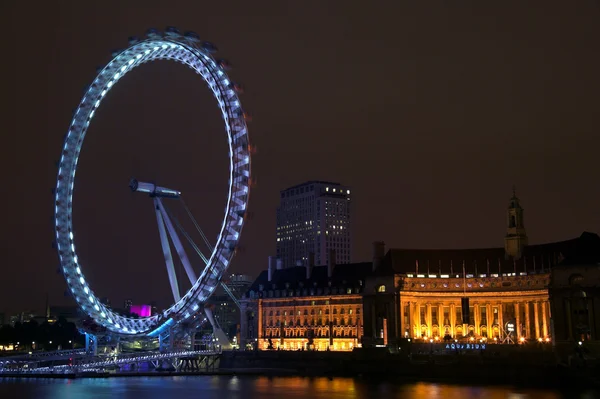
[217,59,232,70]
[184,31,200,41]
[232,83,244,94]
[146,28,161,38]
[202,41,218,53]
[165,26,181,36]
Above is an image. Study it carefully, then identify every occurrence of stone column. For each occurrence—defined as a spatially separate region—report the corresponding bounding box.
[474,303,480,336]
[525,302,531,339]
[497,302,504,339]
[438,303,444,336]
[534,301,540,339]
[450,303,456,338]
[426,303,432,337]
[515,303,521,339]
[541,301,548,337]
[399,299,405,337]
[486,303,492,336]
[413,301,420,338]
[407,300,412,338]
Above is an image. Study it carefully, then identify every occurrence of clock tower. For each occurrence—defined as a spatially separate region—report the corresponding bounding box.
[505,186,528,259]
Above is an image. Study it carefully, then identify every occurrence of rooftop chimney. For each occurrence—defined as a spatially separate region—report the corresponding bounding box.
[373,241,385,271]
[328,249,336,278]
[306,252,315,279]
[268,256,277,282]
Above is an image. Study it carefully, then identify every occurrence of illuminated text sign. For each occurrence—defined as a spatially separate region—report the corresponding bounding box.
[445,343,486,350]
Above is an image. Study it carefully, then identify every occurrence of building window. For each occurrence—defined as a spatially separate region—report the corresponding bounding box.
[377,285,386,293]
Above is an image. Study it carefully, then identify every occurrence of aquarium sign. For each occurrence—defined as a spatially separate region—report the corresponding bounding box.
[445,343,486,350]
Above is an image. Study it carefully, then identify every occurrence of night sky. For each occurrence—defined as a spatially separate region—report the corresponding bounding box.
[1,1,599,314]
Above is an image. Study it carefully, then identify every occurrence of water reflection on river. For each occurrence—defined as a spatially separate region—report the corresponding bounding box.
[0,376,595,399]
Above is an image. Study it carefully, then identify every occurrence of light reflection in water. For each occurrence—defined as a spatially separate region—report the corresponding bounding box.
[0,376,588,399]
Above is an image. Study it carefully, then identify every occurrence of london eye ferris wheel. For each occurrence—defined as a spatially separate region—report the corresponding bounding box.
[53,27,251,339]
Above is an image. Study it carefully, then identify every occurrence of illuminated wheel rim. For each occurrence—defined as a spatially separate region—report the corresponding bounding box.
[54,31,251,336]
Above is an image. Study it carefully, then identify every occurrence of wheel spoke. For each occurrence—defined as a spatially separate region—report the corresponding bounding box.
[164,204,210,265]
[182,199,213,252]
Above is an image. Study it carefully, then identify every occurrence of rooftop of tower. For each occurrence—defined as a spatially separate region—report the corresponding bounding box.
[281,180,343,193]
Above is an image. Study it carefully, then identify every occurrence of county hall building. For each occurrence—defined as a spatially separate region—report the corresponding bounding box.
[240,191,600,350]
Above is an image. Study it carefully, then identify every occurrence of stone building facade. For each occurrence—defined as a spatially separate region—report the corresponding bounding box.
[362,191,587,346]
[241,258,371,351]
[241,191,600,350]
[549,235,600,342]
[364,272,552,346]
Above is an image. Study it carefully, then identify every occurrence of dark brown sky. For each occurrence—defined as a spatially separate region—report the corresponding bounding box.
[1,1,599,314]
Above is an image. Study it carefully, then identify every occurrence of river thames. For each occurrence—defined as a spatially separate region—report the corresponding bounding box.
[0,376,597,399]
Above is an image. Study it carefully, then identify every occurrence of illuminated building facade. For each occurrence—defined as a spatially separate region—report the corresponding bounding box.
[244,190,600,350]
[242,258,371,351]
[276,181,352,267]
[363,192,600,346]
[365,272,552,345]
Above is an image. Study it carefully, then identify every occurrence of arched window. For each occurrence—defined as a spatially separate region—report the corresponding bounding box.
[377,284,386,293]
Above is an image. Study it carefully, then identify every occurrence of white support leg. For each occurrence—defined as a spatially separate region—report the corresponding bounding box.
[156,198,198,285]
[155,198,181,302]
[204,306,232,349]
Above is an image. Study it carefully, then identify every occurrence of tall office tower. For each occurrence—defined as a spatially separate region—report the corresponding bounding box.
[227,274,253,297]
[276,181,352,267]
